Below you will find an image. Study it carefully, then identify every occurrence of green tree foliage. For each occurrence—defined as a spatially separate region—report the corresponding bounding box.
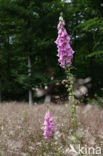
[0,0,65,101]
[0,0,103,101]
[64,0,103,94]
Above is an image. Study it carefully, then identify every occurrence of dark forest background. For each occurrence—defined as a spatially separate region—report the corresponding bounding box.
[0,0,103,103]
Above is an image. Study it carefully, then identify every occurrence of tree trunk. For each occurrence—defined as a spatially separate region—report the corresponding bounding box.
[28,55,33,106]
[7,36,10,81]
[0,74,1,102]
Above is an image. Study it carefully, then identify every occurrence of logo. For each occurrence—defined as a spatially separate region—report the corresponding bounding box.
[68,144,101,155]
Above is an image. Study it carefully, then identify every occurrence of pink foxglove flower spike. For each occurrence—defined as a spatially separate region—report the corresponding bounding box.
[55,14,74,68]
[43,111,56,140]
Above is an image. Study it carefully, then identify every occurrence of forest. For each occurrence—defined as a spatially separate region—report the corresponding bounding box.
[0,0,103,156]
[0,0,103,104]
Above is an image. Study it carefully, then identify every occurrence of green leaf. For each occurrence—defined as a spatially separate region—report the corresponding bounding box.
[87,50,103,58]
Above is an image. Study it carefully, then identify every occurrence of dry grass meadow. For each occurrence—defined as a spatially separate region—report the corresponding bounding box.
[0,102,103,156]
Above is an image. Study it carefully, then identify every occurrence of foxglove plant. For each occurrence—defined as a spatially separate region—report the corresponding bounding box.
[43,111,56,140]
[55,14,77,135]
[55,13,74,100]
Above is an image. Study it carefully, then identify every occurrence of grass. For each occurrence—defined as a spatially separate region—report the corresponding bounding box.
[0,102,103,156]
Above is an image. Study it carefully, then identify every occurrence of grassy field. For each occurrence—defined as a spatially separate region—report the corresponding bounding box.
[0,102,103,156]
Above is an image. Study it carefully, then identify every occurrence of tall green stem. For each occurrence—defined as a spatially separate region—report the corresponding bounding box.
[65,67,77,135]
